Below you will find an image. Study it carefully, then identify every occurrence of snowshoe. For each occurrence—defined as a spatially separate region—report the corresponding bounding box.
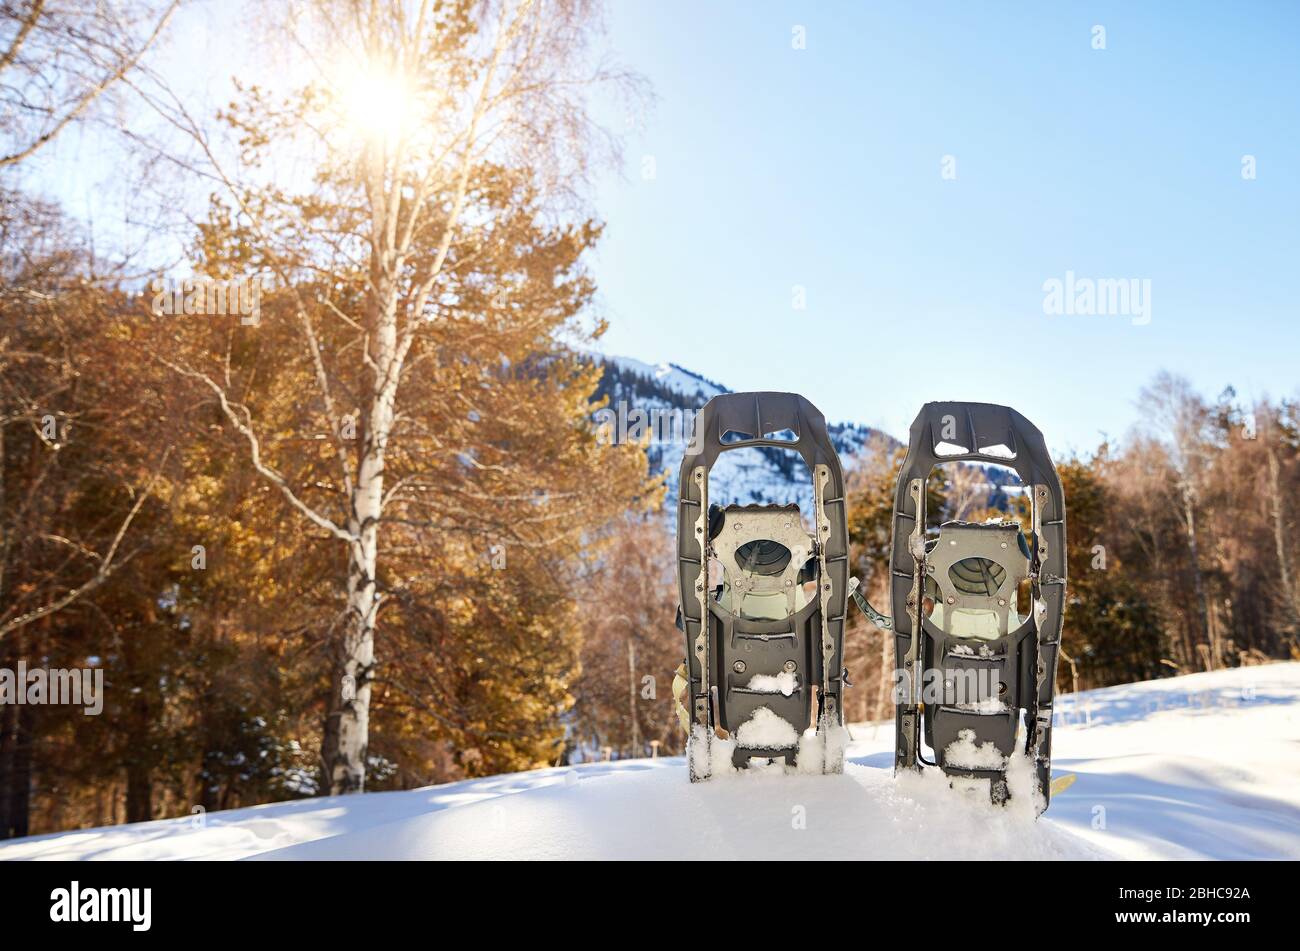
[854,402,1067,812]
[675,392,850,779]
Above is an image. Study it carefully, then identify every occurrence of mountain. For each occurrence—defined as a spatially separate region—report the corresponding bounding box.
[6,663,1296,860]
[590,355,890,512]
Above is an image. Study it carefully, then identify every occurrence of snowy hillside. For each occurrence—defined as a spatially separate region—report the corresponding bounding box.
[592,354,886,514]
[4,663,1296,861]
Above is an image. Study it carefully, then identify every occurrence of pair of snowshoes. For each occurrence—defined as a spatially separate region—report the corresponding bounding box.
[675,395,1067,815]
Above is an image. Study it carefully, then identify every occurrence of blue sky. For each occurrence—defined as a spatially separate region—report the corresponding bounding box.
[587,1,1300,453]
[20,1,1298,456]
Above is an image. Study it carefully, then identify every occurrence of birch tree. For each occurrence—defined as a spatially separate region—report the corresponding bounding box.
[148,0,641,793]
[1139,372,1216,668]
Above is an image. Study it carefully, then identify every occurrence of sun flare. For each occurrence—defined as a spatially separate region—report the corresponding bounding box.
[334,60,419,147]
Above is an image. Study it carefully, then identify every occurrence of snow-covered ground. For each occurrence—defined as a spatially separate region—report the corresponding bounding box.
[2,663,1297,860]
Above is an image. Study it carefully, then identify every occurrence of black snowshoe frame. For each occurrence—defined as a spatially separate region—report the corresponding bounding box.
[675,392,850,779]
[883,402,1067,811]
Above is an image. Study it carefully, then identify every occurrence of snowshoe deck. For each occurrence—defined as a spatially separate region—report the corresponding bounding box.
[675,393,850,779]
[869,402,1067,812]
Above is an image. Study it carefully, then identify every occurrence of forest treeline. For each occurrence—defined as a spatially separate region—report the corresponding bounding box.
[0,185,659,836]
[2,0,1297,839]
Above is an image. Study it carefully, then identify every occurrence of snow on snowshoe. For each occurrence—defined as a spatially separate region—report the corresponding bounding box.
[675,393,850,780]
[857,402,1066,812]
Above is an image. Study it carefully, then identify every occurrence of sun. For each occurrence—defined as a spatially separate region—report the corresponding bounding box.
[332,59,420,148]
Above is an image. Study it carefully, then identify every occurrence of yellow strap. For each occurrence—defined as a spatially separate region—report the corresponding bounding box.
[1050,773,1077,796]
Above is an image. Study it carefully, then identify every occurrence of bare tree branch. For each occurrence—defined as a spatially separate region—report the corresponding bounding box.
[156,357,357,543]
[0,0,181,167]
[0,447,172,640]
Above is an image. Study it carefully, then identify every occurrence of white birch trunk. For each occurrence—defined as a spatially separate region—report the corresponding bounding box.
[325,291,400,794]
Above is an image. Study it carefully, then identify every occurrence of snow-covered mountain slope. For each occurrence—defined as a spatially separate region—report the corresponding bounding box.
[4,663,1296,861]
[592,355,886,513]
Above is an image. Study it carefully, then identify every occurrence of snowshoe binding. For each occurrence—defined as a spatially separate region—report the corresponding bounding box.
[675,393,851,780]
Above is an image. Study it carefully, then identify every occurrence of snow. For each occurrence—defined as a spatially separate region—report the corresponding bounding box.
[948,643,997,658]
[795,724,849,775]
[745,671,798,696]
[1004,746,1048,816]
[709,733,738,774]
[944,728,1009,769]
[954,697,1009,714]
[2,663,1298,861]
[688,725,712,778]
[690,725,738,779]
[734,706,800,748]
[606,356,728,407]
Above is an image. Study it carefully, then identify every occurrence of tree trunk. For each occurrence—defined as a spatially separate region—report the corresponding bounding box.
[322,325,395,794]
[323,503,380,795]
[1207,600,1222,670]
[0,630,33,840]
[627,639,639,757]
[1179,481,1212,668]
[859,653,870,724]
[125,759,152,823]
[5,703,33,838]
[0,694,15,838]
[1267,447,1298,633]
[0,696,33,841]
[875,628,891,721]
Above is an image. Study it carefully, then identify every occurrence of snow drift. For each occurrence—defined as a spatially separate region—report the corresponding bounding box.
[1,663,1297,861]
